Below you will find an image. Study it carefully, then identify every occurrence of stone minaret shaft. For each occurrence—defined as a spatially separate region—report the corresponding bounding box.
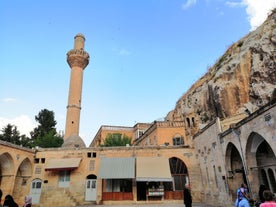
[64,34,89,140]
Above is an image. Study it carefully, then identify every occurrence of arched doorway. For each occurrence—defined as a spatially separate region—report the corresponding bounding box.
[225,142,246,201]
[13,158,32,201]
[0,153,14,193]
[246,132,276,194]
[30,178,42,204]
[85,174,97,201]
[164,157,188,199]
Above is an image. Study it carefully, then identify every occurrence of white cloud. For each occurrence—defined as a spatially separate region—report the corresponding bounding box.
[227,0,276,30]
[0,115,37,137]
[2,97,17,103]
[243,0,276,30]
[182,0,197,10]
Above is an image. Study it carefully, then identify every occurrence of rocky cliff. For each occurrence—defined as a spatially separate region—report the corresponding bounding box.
[166,9,276,133]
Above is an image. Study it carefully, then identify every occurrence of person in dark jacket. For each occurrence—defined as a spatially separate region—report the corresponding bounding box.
[258,184,267,203]
[183,183,192,207]
[3,195,18,207]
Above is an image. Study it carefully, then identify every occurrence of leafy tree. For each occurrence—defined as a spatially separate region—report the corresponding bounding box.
[102,133,132,147]
[0,124,33,147]
[0,124,21,145]
[32,130,63,148]
[20,134,33,148]
[30,109,57,138]
[30,109,63,148]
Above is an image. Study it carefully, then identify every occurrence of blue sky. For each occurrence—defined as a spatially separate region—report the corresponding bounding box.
[1,0,275,146]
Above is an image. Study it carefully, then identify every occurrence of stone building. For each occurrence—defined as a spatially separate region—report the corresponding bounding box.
[0,102,275,207]
[0,9,275,207]
[193,102,276,206]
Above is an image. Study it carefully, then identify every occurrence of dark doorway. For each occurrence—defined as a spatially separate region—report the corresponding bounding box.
[137,182,147,200]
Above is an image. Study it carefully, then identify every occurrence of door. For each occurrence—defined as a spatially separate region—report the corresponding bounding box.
[85,179,97,201]
[30,179,42,204]
[59,170,70,188]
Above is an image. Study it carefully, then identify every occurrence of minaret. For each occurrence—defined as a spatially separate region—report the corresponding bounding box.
[62,33,90,148]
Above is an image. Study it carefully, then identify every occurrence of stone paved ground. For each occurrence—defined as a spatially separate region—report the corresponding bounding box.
[77,203,217,207]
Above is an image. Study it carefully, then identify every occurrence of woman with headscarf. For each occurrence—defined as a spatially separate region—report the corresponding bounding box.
[22,196,32,207]
[3,195,18,207]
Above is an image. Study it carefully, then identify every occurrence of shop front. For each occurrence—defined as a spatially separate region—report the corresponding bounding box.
[136,157,173,201]
[98,157,135,201]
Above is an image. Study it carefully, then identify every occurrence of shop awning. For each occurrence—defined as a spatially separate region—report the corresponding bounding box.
[98,157,135,179]
[136,157,173,182]
[45,158,82,171]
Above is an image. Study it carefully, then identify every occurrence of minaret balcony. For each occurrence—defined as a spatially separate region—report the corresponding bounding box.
[67,49,90,69]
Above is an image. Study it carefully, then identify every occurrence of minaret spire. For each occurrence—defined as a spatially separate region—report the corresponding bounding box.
[62,33,90,148]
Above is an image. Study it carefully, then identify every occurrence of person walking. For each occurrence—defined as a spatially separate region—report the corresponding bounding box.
[183,183,192,207]
[235,183,249,207]
[3,195,18,207]
[23,196,32,207]
[238,196,250,207]
[260,190,276,207]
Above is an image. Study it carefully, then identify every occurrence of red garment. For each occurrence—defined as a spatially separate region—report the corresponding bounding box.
[260,201,276,207]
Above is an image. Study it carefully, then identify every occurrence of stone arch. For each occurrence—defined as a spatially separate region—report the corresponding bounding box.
[13,157,33,199]
[225,142,245,201]
[168,157,188,191]
[86,174,97,179]
[0,152,15,193]
[246,132,276,194]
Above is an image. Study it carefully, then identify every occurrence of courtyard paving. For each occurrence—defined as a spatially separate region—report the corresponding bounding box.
[77,203,217,207]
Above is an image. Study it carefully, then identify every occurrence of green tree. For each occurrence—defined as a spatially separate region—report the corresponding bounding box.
[20,134,33,148]
[0,124,21,145]
[102,133,132,147]
[31,109,57,138]
[32,130,64,148]
[30,109,63,148]
[0,124,33,148]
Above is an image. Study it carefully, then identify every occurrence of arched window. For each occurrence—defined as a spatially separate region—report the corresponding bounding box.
[192,117,195,127]
[169,157,188,191]
[186,118,190,127]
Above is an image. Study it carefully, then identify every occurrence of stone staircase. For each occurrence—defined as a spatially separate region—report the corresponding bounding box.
[38,188,79,207]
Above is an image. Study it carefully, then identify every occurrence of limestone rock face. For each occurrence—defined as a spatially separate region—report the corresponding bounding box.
[167,9,276,132]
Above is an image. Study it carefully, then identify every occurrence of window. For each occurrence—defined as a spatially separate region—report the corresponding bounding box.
[35,167,42,174]
[59,171,70,182]
[136,129,145,139]
[173,137,184,146]
[105,179,132,192]
[87,152,97,158]
[59,171,70,188]
[89,160,95,171]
